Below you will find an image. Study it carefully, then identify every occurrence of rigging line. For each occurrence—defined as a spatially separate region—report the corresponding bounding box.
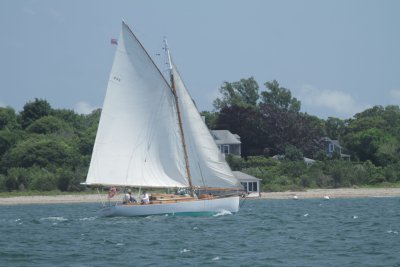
[197,161,206,190]
[97,188,106,207]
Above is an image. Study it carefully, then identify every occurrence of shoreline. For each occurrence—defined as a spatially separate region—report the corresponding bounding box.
[259,187,400,199]
[1,188,400,205]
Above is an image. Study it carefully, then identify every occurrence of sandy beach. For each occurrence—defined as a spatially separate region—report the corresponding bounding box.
[260,187,400,199]
[1,188,400,205]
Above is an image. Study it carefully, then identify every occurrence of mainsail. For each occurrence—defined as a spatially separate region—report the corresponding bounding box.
[86,21,240,190]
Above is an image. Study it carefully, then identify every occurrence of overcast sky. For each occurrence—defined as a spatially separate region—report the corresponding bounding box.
[1,0,399,119]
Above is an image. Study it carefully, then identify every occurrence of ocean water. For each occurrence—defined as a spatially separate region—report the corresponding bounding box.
[1,198,399,267]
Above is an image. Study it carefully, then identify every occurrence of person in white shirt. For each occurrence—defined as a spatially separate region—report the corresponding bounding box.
[141,191,150,204]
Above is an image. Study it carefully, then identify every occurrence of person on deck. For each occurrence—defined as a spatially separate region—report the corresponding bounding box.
[141,191,150,204]
[123,189,137,204]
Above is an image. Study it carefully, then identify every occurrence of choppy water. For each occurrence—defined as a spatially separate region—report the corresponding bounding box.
[1,197,400,267]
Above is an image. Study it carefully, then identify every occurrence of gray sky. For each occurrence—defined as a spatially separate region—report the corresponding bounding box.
[1,0,399,119]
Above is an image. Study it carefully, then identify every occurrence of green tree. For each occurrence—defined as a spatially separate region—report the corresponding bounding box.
[26,115,74,136]
[27,167,57,191]
[0,130,21,158]
[213,77,259,110]
[1,136,79,171]
[284,144,304,161]
[343,105,400,166]
[0,107,19,130]
[260,80,301,112]
[217,105,267,156]
[324,117,346,139]
[20,98,52,129]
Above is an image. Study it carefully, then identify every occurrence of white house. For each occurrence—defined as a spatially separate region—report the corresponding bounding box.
[232,171,261,198]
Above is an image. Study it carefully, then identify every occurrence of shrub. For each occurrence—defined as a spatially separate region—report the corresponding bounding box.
[28,168,57,191]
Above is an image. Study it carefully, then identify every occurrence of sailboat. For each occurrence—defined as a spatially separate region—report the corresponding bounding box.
[84,21,242,217]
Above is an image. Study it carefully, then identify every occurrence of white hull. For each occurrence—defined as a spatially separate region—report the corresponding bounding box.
[97,196,240,217]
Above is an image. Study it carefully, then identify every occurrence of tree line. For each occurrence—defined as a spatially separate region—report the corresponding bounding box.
[202,77,400,191]
[0,99,99,192]
[1,77,399,192]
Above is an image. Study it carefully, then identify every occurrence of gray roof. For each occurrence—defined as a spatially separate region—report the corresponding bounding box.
[233,171,261,181]
[322,137,342,148]
[211,130,241,145]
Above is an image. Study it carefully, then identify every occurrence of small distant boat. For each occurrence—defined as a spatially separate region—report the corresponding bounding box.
[84,22,242,217]
[324,195,330,200]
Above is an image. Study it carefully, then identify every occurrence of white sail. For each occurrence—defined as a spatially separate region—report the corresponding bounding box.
[86,22,188,187]
[171,63,241,189]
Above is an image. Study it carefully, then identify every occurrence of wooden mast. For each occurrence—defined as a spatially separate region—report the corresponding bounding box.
[164,39,194,197]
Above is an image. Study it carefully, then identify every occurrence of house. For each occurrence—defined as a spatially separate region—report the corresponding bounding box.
[321,137,350,160]
[233,171,261,198]
[211,130,241,156]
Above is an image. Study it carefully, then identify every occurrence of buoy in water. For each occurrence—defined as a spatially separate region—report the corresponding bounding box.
[293,195,298,200]
[324,195,330,200]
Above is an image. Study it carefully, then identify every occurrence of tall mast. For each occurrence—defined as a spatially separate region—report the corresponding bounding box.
[164,39,194,196]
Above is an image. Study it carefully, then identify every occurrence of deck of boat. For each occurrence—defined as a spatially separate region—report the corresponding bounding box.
[123,193,217,205]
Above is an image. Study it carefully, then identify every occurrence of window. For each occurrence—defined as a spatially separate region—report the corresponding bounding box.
[252,182,257,192]
[223,145,229,154]
[244,182,258,192]
[248,182,253,192]
[329,143,334,153]
[242,182,258,192]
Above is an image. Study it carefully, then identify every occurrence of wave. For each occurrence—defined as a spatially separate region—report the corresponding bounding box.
[213,210,232,217]
[79,217,97,221]
[40,216,68,222]
[180,249,191,253]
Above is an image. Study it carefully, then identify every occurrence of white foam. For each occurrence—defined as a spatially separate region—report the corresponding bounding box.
[213,210,232,217]
[180,249,191,253]
[212,256,221,261]
[352,215,358,219]
[79,217,96,221]
[193,227,198,230]
[41,216,68,222]
[303,213,309,217]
